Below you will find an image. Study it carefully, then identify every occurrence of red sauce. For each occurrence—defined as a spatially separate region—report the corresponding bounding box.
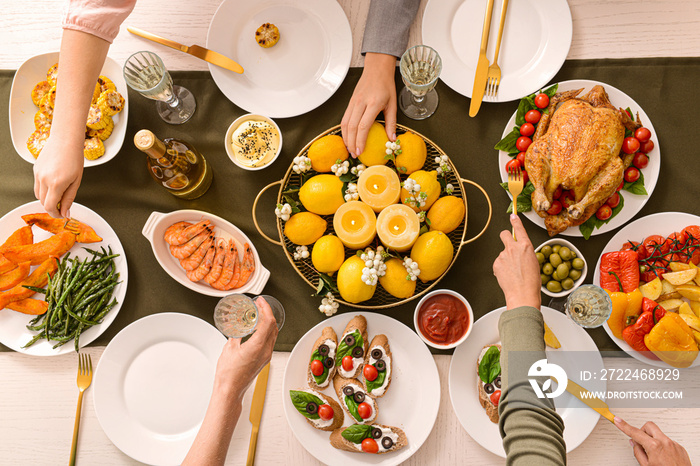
[417,294,470,345]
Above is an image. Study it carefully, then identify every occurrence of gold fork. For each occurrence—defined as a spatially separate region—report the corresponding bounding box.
[64,218,81,235]
[507,167,523,239]
[486,0,509,98]
[69,353,93,466]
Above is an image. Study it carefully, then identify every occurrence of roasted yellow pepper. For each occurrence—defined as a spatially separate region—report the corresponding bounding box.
[606,289,644,339]
[644,312,699,368]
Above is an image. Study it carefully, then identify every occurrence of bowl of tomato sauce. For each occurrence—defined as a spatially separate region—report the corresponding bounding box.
[414,289,473,350]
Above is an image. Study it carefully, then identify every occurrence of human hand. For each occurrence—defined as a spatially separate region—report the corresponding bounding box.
[492,214,541,310]
[614,417,691,466]
[33,134,84,218]
[341,52,398,157]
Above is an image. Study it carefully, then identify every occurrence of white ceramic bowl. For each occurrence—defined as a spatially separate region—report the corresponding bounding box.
[9,52,128,166]
[142,210,270,297]
[536,238,588,298]
[224,114,282,171]
[414,289,474,350]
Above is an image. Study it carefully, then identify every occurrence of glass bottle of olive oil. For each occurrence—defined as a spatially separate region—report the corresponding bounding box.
[133,129,213,199]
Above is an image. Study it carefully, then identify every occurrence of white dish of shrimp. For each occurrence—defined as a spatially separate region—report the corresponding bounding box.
[142,210,270,297]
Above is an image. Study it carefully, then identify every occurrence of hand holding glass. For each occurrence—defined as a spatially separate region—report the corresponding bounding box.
[214,294,285,338]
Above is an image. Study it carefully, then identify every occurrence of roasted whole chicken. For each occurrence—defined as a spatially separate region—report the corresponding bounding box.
[525,85,641,236]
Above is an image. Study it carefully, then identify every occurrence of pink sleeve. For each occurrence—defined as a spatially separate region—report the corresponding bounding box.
[62,0,137,44]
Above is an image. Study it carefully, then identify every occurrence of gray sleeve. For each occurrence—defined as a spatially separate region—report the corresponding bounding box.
[497,306,567,466]
[361,0,421,58]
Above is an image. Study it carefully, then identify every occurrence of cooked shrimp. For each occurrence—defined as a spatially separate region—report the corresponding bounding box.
[229,243,255,289]
[186,244,216,282]
[31,81,51,107]
[169,228,210,259]
[172,220,212,246]
[180,235,214,271]
[204,240,226,284]
[211,240,237,290]
[164,221,192,245]
[46,63,58,86]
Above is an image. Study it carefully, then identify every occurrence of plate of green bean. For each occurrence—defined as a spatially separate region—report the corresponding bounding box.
[0,201,128,356]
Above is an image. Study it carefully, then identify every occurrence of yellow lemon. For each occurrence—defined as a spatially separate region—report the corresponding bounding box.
[358,122,390,166]
[299,174,345,215]
[284,212,327,245]
[400,170,441,212]
[308,134,349,173]
[427,196,465,234]
[410,230,454,282]
[311,235,345,274]
[394,132,427,175]
[379,258,416,299]
[337,255,376,303]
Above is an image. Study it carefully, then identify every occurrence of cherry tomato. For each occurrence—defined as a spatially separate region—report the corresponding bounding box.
[361,438,379,454]
[643,235,671,258]
[624,108,633,118]
[667,232,688,253]
[606,192,621,209]
[616,180,624,192]
[524,109,541,124]
[534,93,549,109]
[632,152,649,169]
[596,205,612,221]
[546,200,562,216]
[560,191,575,209]
[310,359,324,376]
[519,123,535,137]
[521,169,529,185]
[640,139,654,154]
[505,159,521,173]
[621,240,648,261]
[553,186,563,200]
[318,404,334,421]
[641,259,668,283]
[516,151,527,167]
[490,390,502,406]
[342,355,354,372]
[622,137,640,154]
[634,127,651,143]
[357,402,372,420]
[363,364,378,382]
[516,136,532,152]
[624,167,640,183]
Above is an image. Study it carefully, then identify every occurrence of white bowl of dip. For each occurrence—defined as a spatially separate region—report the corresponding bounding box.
[224,114,282,170]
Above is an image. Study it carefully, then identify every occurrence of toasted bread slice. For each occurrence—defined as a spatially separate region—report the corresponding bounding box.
[362,334,392,397]
[330,424,408,454]
[308,326,338,390]
[333,376,377,425]
[337,315,369,379]
[477,344,502,424]
[289,389,344,431]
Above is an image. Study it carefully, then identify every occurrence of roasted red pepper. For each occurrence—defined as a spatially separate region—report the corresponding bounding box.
[622,300,666,359]
[600,251,640,293]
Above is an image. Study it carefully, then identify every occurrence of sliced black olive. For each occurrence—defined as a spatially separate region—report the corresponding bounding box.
[494,376,501,389]
[371,348,383,360]
[343,386,354,396]
[382,437,394,449]
[484,383,494,394]
[318,344,329,356]
[371,427,382,439]
[352,346,364,358]
[353,391,365,403]
[305,402,318,414]
[323,357,334,369]
[344,334,356,346]
[375,360,386,372]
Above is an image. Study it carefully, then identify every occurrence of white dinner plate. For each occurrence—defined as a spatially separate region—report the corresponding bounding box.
[449,306,605,457]
[9,52,128,166]
[422,0,572,101]
[283,312,440,465]
[93,313,226,466]
[207,0,352,118]
[593,212,700,368]
[142,210,269,297]
[0,201,128,356]
[498,79,661,237]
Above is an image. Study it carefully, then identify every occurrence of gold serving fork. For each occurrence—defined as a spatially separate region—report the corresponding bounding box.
[486,0,509,98]
[64,218,81,235]
[69,353,93,466]
[507,167,523,239]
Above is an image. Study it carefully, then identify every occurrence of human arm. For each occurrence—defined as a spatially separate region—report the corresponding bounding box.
[182,297,279,466]
[614,417,691,466]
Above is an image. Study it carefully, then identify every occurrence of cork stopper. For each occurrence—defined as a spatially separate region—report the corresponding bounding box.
[134,129,166,156]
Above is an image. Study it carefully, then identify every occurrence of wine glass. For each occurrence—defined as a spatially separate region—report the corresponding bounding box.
[213,294,285,338]
[123,51,196,125]
[399,45,442,120]
[563,284,613,328]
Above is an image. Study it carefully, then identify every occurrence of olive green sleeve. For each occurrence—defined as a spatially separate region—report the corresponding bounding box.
[498,306,566,466]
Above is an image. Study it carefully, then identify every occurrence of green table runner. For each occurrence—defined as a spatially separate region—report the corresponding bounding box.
[2,58,699,353]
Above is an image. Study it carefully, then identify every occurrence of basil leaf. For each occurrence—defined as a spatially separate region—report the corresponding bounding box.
[502,181,535,214]
[624,171,648,196]
[341,424,373,444]
[478,346,501,384]
[366,365,388,393]
[494,127,520,154]
[543,83,559,98]
[579,192,626,240]
[515,98,535,126]
[289,390,322,419]
[310,349,329,385]
[336,330,363,366]
[345,395,362,422]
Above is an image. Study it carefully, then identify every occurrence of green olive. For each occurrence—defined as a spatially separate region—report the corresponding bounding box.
[559,247,572,261]
[540,245,553,258]
[552,270,560,281]
[569,269,582,281]
[572,258,585,270]
[570,251,577,259]
[536,252,546,264]
[542,263,554,276]
[549,253,562,268]
[552,244,561,254]
[556,263,569,279]
[546,280,563,293]
[541,274,551,286]
[564,260,572,270]
[562,278,575,290]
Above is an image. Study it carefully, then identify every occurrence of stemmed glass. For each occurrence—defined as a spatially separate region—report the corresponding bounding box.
[123,51,196,125]
[213,294,285,338]
[399,45,443,120]
[562,284,613,328]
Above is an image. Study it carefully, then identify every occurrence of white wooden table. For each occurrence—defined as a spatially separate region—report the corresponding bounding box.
[1,1,700,465]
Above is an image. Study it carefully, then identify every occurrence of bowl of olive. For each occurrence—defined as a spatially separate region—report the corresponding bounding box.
[535,239,587,298]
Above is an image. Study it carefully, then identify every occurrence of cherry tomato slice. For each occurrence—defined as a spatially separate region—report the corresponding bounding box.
[318,404,334,420]
[596,205,612,221]
[516,151,527,167]
[632,152,649,169]
[357,402,372,419]
[553,186,563,200]
[606,192,621,209]
[534,93,549,109]
[546,200,562,216]
[624,167,640,183]
[560,191,575,209]
[622,137,640,154]
[519,123,535,137]
[524,109,541,124]
[634,127,651,143]
[490,390,502,406]
[310,359,324,376]
[363,364,378,382]
[342,355,354,372]
[361,438,379,453]
[516,136,532,152]
[640,139,655,154]
[505,159,521,173]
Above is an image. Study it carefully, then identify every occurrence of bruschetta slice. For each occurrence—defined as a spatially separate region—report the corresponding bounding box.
[362,334,392,397]
[330,424,407,454]
[333,376,377,425]
[289,389,343,431]
[308,326,338,390]
[336,315,369,379]
[477,344,502,424]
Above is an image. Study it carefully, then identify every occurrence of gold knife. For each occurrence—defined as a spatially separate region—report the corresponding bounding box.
[469,0,496,117]
[555,377,615,423]
[246,362,270,466]
[127,27,244,74]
